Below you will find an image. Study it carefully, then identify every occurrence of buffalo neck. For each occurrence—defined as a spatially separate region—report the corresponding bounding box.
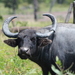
[29,44,52,65]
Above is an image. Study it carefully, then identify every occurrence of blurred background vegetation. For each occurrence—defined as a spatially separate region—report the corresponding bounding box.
[0,0,75,75]
[0,0,74,22]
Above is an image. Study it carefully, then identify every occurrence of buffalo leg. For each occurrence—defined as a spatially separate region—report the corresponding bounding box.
[42,68,48,75]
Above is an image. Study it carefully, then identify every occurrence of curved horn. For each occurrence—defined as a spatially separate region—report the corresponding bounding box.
[2,16,18,38]
[36,13,57,37]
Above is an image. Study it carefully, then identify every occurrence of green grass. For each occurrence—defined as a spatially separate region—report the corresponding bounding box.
[16,21,51,27]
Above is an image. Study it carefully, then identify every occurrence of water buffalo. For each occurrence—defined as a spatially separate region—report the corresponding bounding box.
[2,14,75,75]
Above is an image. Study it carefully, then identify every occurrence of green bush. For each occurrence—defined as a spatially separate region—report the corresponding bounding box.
[51,56,75,75]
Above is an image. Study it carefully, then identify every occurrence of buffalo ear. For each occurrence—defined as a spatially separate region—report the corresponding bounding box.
[38,38,52,47]
[4,39,17,47]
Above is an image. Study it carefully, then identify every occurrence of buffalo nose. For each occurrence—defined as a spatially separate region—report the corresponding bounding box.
[20,47,29,53]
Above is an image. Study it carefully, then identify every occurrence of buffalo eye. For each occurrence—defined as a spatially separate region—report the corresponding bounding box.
[23,35,27,38]
[17,37,23,43]
[31,37,35,42]
[18,37,21,41]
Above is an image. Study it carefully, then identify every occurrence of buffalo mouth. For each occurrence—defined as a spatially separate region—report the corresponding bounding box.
[18,53,28,59]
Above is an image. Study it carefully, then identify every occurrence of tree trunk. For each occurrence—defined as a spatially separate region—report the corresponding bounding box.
[50,0,56,12]
[73,1,75,24]
[33,0,38,21]
[12,0,17,14]
[65,3,73,23]
[12,8,16,14]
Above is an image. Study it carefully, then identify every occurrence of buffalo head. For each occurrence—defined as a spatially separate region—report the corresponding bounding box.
[2,14,57,59]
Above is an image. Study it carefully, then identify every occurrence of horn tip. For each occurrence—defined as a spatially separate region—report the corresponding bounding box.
[43,13,50,16]
[7,16,17,21]
[12,16,17,18]
[43,13,47,16]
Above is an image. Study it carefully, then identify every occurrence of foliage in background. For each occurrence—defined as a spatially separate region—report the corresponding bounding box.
[65,0,75,4]
[0,15,3,21]
[51,56,75,75]
[2,0,21,14]
[1,0,74,5]
[0,0,74,15]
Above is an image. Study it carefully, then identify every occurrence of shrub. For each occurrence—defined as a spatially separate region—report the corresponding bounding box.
[51,56,75,75]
